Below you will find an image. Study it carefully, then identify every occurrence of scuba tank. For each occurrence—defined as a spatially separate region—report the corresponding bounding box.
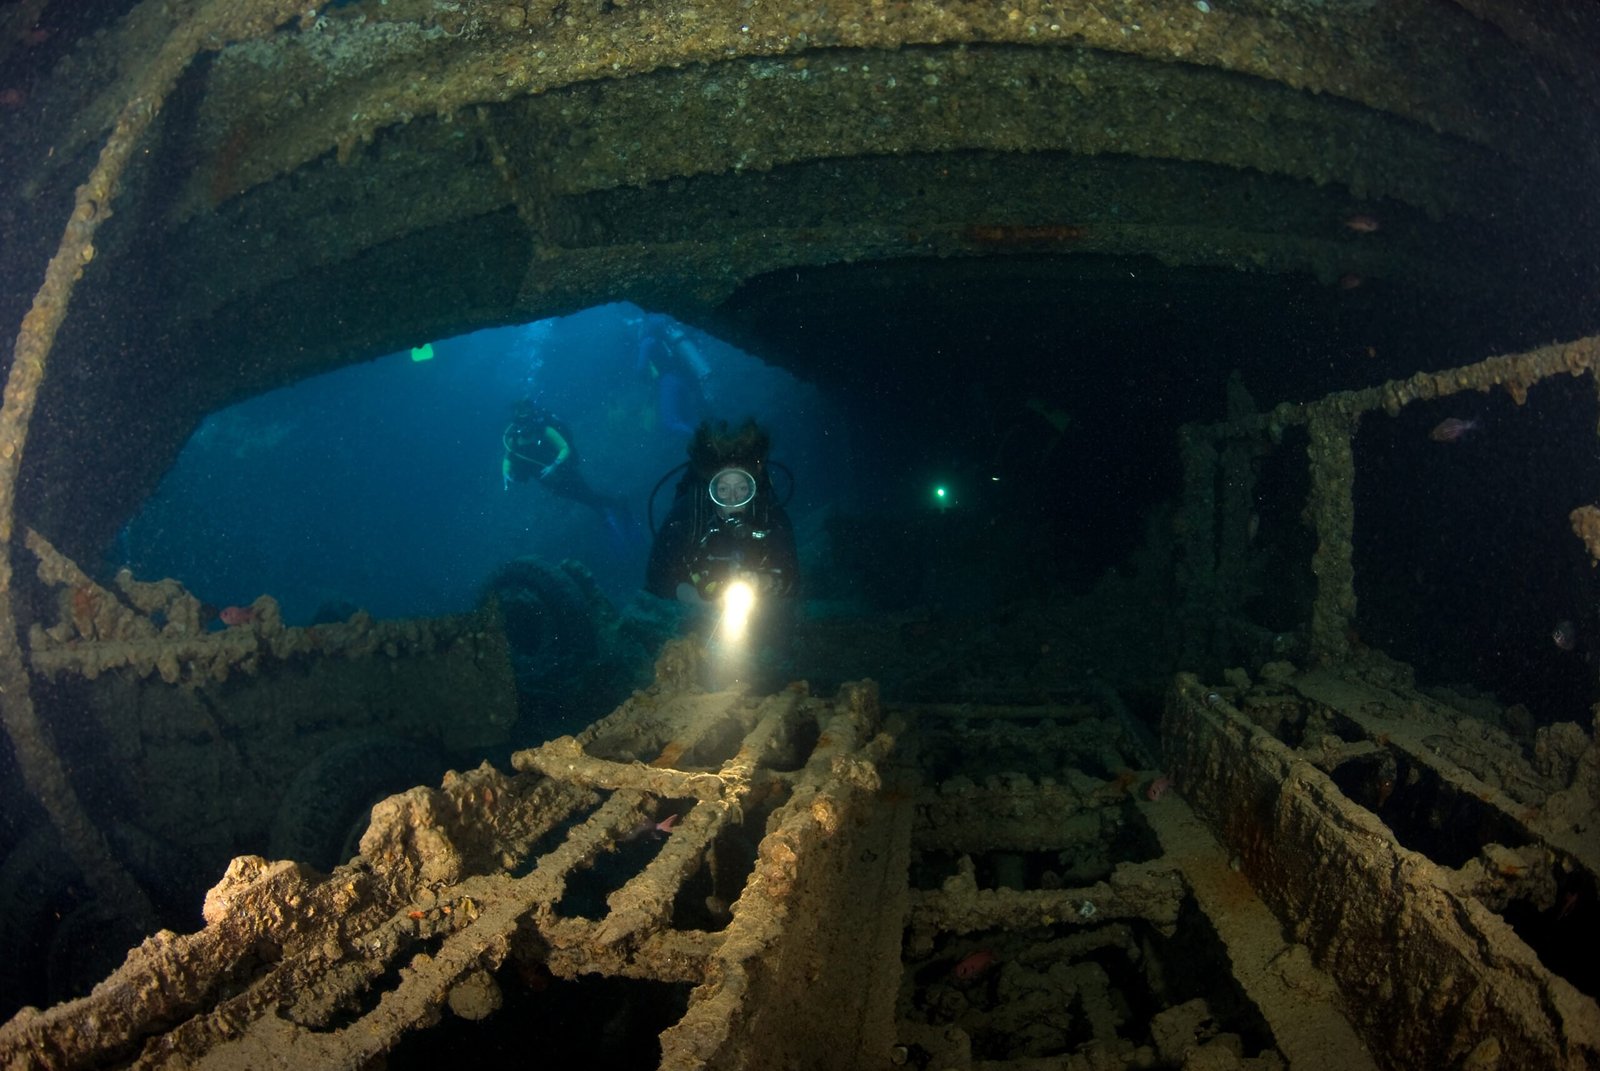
[663,323,713,390]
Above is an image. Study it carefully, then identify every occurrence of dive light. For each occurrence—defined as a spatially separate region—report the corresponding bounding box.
[719,576,757,642]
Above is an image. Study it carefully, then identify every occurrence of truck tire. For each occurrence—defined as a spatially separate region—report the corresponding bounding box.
[267,736,440,872]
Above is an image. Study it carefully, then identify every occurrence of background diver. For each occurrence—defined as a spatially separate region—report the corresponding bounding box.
[502,399,631,536]
[635,312,715,439]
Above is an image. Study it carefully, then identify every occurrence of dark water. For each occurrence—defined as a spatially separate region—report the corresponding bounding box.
[1355,376,1600,720]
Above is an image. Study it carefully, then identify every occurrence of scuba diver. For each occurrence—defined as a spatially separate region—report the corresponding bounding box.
[636,312,714,439]
[502,399,631,533]
[646,419,798,605]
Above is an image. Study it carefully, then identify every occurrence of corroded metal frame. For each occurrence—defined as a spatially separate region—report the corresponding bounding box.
[1179,334,1600,665]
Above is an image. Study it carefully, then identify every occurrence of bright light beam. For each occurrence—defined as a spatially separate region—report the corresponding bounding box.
[719,578,757,643]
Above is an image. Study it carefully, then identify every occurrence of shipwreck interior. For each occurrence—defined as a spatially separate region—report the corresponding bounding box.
[1,0,1599,1068]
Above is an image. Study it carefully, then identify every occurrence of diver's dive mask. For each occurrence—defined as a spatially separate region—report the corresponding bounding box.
[708,467,757,512]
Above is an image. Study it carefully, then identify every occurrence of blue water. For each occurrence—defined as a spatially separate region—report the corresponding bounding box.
[118,303,847,624]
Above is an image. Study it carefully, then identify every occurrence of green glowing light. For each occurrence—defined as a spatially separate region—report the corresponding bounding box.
[410,343,435,362]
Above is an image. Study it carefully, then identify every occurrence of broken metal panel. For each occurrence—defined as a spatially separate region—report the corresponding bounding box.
[1164,669,1600,1070]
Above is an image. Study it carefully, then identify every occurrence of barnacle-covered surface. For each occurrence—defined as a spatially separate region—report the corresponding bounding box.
[1166,329,1600,1069]
[24,528,509,694]
[0,661,908,1070]
[13,631,1593,1070]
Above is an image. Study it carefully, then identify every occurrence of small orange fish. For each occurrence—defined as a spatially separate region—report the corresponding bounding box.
[1556,891,1581,922]
[1343,214,1380,233]
[218,605,254,626]
[950,949,996,981]
[626,813,679,841]
[1338,273,1364,290]
[1146,775,1173,802]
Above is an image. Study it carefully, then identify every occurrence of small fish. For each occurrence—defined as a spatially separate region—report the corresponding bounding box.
[0,88,24,109]
[1556,891,1581,922]
[1552,620,1577,652]
[1429,417,1479,443]
[1337,273,1364,290]
[626,813,679,841]
[950,949,996,981]
[1343,214,1380,233]
[218,605,254,626]
[1145,775,1173,802]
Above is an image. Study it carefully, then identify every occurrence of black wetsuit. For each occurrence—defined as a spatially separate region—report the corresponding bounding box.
[646,472,798,600]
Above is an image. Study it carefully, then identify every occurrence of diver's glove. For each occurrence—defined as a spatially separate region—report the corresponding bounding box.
[540,462,558,479]
[690,566,726,602]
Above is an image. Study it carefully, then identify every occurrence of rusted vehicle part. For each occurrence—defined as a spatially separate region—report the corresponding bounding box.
[25,529,514,700]
[0,661,902,1070]
[481,556,674,725]
[1165,662,1600,1070]
[21,527,517,853]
